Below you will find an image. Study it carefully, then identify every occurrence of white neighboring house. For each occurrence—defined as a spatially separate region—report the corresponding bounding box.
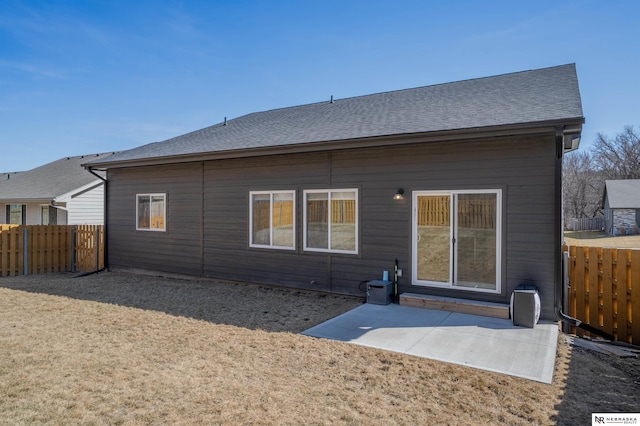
[0,153,113,225]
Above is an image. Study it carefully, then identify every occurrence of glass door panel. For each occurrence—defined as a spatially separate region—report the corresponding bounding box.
[416,194,451,283]
[455,193,498,290]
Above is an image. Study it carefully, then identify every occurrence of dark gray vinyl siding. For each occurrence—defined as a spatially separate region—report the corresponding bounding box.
[107,163,204,275]
[106,134,559,319]
[202,153,333,292]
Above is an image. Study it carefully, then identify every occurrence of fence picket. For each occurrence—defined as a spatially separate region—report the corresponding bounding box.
[46,226,52,272]
[574,246,586,331]
[602,248,614,337]
[588,247,600,328]
[35,226,43,274]
[632,250,640,344]
[17,227,24,276]
[618,249,630,342]
[1,229,7,277]
[9,227,20,276]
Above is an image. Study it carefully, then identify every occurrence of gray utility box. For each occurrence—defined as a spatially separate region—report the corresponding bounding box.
[367,280,393,305]
[510,284,541,328]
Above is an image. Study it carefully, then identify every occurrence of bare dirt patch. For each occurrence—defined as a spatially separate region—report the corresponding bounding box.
[1,271,639,425]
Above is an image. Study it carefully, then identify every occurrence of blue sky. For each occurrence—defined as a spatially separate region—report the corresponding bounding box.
[1,0,638,171]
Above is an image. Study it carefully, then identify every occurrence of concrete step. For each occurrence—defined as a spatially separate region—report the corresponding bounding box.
[399,293,510,320]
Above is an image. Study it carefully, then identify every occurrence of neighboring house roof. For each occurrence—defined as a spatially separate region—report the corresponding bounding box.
[86,64,584,169]
[604,179,640,209]
[0,153,113,203]
[1,172,22,181]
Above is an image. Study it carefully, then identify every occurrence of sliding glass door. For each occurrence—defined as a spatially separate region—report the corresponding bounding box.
[412,190,501,293]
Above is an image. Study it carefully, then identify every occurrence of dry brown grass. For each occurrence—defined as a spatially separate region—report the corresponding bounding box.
[564,231,640,248]
[1,272,639,425]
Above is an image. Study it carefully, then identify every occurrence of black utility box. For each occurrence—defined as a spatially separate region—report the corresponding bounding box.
[367,280,393,305]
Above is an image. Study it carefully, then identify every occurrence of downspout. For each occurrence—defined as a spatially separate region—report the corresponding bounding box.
[50,199,69,213]
[86,167,108,275]
[50,200,69,226]
[553,126,614,340]
[50,201,69,212]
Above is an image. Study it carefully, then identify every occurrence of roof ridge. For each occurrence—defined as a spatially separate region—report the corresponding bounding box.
[61,151,116,161]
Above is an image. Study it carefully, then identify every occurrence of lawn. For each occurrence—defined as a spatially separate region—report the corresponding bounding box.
[564,231,640,248]
[417,225,496,288]
[1,272,639,425]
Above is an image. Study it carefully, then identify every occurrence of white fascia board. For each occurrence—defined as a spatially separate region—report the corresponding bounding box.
[53,179,103,204]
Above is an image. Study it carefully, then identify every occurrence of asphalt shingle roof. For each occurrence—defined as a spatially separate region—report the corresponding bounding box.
[87,64,583,167]
[605,180,640,209]
[0,153,113,201]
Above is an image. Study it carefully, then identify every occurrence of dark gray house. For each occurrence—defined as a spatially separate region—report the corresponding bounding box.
[85,64,584,320]
[603,179,640,235]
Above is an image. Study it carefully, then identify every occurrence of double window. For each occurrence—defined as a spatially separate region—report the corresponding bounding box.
[249,189,359,254]
[250,191,295,250]
[136,194,166,231]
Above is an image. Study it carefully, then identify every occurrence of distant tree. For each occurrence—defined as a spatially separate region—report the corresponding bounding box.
[563,150,603,220]
[563,125,639,225]
[591,126,640,179]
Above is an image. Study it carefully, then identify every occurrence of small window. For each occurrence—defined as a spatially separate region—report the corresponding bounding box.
[304,189,358,254]
[6,204,26,225]
[250,191,295,250]
[136,194,166,231]
[41,205,58,225]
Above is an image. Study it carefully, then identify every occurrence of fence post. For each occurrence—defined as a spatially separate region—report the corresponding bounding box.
[563,248,570,333]
[23,227,28,276]
[95,226,100,271]
[71,226,76,273]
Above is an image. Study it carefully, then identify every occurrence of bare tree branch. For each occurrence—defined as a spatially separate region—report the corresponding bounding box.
[591,125,640,179]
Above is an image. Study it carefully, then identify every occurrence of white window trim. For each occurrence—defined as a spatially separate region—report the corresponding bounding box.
[249,190,296,250]
[136,193,166,232]
[40,204,51,225]
[6,203,26,225]
[411,189,502,294]
[303,188,359,255]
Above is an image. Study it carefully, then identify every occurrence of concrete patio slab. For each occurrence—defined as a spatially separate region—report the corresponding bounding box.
[302,303,558,383]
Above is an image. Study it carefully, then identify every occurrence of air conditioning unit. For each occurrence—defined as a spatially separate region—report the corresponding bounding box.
[367,280,392,305]
[510,284,541,328]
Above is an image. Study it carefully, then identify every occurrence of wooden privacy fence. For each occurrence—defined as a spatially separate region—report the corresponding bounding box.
[0,225,104,276]
[564,245,640,344]
[568,217,604,231]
